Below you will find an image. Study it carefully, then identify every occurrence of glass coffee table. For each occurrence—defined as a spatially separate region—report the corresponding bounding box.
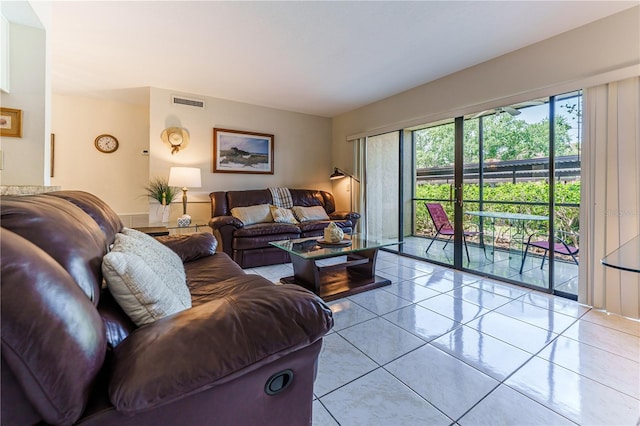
[269,235,400,301]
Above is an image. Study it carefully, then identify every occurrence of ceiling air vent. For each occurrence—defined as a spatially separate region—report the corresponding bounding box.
[171,95,205,109]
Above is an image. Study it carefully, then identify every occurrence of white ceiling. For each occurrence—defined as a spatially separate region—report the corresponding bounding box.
[44,1,638,117]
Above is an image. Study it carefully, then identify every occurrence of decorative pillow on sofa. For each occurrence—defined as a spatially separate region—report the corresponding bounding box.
[231,204,273,225]
[292,205,330,222]
[269,205,298,224]
[121,227,185,273]
[102,230,191,326]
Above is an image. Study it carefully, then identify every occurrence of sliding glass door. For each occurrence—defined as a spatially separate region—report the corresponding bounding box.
[413,121,456,267]
[462,100,553,288]
[410,90,581,296]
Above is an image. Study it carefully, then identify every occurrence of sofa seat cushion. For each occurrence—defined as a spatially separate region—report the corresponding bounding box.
[233,233,301,250]
[298,220,352,234]
[184,252,246,292]
[189,274,274,307]
[102,231,191,326]
[234,222,300,237]
[109,284,333,415]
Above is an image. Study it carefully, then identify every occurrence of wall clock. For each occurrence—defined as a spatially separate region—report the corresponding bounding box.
[94,134,119,153]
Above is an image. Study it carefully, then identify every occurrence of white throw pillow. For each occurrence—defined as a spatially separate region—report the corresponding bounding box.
[292,205,330,222]
[121,227,184,274]
[269,205,298,224]
[102,231,191,326]
[231,204,273,225]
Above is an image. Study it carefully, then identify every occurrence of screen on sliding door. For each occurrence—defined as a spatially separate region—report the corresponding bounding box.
[413,121,455,266]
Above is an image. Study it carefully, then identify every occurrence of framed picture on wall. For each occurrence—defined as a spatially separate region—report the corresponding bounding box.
[213,128,274,174]
[0,107,22,138]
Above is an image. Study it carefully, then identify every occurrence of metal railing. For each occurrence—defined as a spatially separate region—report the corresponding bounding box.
[414,198,580,248]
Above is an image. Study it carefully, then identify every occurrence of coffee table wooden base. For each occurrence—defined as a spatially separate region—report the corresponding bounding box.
[279,248,391,301]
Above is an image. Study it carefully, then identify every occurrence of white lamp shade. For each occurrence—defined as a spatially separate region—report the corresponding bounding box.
[168,167,202,188]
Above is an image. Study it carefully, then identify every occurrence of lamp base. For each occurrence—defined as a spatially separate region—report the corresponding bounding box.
[177,214,192,227]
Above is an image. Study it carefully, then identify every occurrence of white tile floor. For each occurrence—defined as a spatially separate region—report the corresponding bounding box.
[247,251,640,426]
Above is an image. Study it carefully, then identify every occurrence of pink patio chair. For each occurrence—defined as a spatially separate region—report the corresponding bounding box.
[425,203,480,262]
[519,231,579,274]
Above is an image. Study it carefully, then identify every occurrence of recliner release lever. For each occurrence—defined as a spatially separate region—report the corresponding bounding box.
[265,369,294,396]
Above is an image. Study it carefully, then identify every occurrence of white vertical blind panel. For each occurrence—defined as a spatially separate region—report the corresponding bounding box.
[582,77,640,319]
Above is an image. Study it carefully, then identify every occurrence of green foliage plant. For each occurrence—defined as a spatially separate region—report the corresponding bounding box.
[415,181,581,244]
[144,177,179,205]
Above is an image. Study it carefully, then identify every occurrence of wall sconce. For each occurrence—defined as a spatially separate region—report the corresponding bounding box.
[168,166,202,226]
[329,167,360,211]
[161,127,190,154]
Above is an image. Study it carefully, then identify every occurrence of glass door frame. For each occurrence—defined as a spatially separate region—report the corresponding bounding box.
[454,95,570,297]
[389,92,581,299]
[405,94,580,298]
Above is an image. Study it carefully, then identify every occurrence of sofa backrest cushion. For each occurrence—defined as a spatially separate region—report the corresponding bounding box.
[1,228,107,425]
[45,190,123,243]
[289,189,336,214]
[0,195,107,305]
[210,188,337,217]
[227,189,272,212]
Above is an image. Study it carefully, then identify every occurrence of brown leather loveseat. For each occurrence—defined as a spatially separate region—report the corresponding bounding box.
[209,188,360,268]
[1,191,333,425]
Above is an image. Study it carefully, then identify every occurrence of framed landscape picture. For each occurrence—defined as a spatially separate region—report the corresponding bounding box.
[0,107,22,138]
[213,128,274,174]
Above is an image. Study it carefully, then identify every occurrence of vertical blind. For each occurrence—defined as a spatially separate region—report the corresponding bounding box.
[581,76,640,319]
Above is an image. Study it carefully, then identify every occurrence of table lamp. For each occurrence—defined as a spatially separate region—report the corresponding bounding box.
[168,167,202,226]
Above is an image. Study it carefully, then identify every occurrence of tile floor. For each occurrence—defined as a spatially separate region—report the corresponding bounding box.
[246,251,640,426]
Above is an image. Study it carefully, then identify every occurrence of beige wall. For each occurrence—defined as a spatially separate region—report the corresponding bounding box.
[0,21,46,185]
[47,88,332,220]
[51,94,150,214]
[148,87,332,220]
[332,6,640,171]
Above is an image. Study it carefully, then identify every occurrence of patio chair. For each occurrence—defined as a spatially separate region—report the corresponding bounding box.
[519,231,579,274]
[425,203,480,262]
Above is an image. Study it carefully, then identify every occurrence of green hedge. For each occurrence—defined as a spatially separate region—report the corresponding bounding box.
[415,181,580,245]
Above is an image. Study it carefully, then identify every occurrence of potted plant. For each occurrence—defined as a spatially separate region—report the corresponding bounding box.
[145,177,179,223]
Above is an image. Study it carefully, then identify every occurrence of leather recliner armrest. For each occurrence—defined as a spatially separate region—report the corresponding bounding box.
[108,284,333,415]
[155,232,218,263]
[329,211,361,222]
[209,215,243,230]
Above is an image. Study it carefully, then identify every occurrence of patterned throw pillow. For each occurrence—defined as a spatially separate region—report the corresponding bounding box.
[102,230,191,326]
[270,205,298,224]
[292,205,330,222]
[231,204,273,225]
[121,227,185,274]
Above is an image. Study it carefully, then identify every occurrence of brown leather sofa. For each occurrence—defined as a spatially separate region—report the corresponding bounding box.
[209,188,360,268]
[1,191,333,426]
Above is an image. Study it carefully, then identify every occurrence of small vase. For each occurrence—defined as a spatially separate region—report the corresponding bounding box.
[149,203,171,224]
[161,206,170,223]
[177,214,192,227]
